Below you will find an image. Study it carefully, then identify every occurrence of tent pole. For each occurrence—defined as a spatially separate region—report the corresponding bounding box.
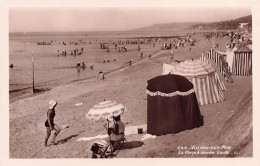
[32,52,35,93]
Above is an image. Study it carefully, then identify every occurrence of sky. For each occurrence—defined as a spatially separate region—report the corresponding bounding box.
[9,7,251,32]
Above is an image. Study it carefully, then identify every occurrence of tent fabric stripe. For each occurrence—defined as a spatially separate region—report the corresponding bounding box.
[173,60,215,76]
[214,71,226,91]
[162,61,225,105]
[200,53,226,91]
[189,73,224,105]
[87,100,126,121]
[201,49,226,79]
[232,52,252,76]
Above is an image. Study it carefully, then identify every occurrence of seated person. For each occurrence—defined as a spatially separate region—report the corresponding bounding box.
[104,115,125,150]
[97,71,105,80]
[90,64,94,70]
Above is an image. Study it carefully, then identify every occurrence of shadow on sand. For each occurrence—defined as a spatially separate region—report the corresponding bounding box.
[56,134,79,145]
[121,141,144,150]
[107,141,144,158]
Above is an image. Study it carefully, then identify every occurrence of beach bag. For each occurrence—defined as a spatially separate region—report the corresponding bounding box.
[90,141,107,154]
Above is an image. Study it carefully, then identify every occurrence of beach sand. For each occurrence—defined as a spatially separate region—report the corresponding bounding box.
[9,34,252,158]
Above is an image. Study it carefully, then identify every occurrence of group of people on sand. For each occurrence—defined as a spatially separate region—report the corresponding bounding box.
[205,30,252,53]
[160,36,195,50]
[118,45,127,52]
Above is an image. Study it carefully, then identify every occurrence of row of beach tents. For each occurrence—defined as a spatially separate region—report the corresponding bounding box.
[86,47,252,137]
[146,47,252,135]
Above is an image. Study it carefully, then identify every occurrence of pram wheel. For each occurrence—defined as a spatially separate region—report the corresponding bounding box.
[92,154,98,158]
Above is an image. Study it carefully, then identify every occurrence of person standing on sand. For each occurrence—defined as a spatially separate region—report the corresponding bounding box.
[170,51,174,63]
[44,100,61,147]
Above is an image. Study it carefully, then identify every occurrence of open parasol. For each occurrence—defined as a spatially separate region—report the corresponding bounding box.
[86,100,126,155]
[86,100,126,121]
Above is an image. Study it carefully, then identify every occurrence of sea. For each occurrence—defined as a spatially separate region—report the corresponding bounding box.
[9,31,188,102]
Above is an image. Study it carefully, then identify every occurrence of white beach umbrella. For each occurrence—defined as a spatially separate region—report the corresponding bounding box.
[86,100,126,121]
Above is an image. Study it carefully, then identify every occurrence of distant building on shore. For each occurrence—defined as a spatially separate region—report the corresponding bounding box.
[239,23,249,29]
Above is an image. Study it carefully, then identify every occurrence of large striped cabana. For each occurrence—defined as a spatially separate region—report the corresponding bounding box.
[163,60,225,105]
[232,48,252,76]
[205,48,252,76]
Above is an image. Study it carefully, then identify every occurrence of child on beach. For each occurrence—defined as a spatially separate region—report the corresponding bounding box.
[44,100,61,147]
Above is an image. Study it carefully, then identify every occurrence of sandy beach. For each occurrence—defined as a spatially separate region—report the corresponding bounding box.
[9,33,252,158]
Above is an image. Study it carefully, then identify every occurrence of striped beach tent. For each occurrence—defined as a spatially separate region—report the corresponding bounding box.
[163,60,225,105]
[201,49,227,78]
[200,54,229,88]
[232,48,252,76]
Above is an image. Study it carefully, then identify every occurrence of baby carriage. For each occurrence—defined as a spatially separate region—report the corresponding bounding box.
[90,140,114,158]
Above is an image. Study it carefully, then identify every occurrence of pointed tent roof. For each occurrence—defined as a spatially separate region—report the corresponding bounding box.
[172,59,215,77]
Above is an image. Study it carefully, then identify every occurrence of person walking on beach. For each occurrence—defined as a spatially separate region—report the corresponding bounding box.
[140,50,143,58]
[129,59,133,67]
[44,100,61,147]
